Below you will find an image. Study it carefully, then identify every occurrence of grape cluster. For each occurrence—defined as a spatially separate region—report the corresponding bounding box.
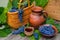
[39,24,55,36]
[18,9,23,22]
[9,7,17,12]
[12,26,25,34]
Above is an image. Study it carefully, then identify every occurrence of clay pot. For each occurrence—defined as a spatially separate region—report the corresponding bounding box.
[24,27,34,36]
[39,24,58,37]
[29,6,47,28]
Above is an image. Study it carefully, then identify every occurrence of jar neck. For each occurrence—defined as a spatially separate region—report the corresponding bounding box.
[32,10,43,16]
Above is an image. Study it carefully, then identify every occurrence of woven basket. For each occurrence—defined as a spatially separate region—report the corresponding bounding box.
[7,3,34,29]
[7,11,21,29]
[44,0,60,21]
[7,5,33,29]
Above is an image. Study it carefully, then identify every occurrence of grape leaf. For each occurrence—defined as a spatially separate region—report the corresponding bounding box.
[45,17,60,33]
[20,33,25,37]
[30,0,48,7]
[0,24,12,37]
[35,0,48,7]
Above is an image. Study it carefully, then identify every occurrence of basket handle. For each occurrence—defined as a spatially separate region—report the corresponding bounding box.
[27,0,30,7]
[10,0,31,9]
[20,0,31,7]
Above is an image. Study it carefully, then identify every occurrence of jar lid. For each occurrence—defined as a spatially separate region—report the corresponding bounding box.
[32,6,43,13]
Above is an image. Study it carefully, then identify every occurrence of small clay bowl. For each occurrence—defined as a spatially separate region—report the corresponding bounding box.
[39,24,58,37]
[24,27,34,36]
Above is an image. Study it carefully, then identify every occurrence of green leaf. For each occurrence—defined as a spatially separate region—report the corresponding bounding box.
[0,7,4,15]
[3,29,12,34]
[29,36,35,40]
[0,31,7,37]
[45,18,55,25]
[54,23,60,33]
[34,30,42,39]
[12,0,20,8]
[0,28,12,37]
[45,17,60,33]
[20,33,25,37]
[36,0,48,7]
[30,0,48,7]
[0,24,12,37]
[30,0,34,4]
[0,0,12,24]
[26,23,30,27]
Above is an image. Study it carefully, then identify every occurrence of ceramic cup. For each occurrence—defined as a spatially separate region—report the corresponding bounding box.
[24,27,34,36]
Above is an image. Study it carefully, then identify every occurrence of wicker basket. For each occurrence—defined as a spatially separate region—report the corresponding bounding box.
[7,11,21,29]
[44,0,60,21]
[7,1,34,29]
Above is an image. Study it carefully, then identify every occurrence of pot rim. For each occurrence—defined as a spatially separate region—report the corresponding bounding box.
[8,11,18,14]
[24,27,34,32]
[32,6,43,13]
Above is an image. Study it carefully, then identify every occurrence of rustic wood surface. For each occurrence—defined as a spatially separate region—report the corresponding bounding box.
[0,33,60,40]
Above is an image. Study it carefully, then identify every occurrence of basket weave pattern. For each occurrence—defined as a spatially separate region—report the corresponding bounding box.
[45,0,60,20]
[7,5,33,29]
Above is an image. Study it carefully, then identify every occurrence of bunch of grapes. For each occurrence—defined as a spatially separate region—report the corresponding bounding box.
[39,24,55,36]
[9,7,17,12]
[18,9,23,22]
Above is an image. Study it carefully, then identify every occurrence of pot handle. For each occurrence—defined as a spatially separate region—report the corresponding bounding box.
[42,10,48,18]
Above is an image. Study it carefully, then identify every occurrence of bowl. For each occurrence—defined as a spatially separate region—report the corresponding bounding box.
[24,27,34,36]
[39,24,58,37]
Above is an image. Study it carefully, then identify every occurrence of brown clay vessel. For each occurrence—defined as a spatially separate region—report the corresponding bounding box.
[29,6,47,28]
[24,27,34,36]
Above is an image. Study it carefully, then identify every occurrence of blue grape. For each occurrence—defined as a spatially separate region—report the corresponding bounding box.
[18,26,25,32]
[50,29,54,35]
[12,30,21,34]
[9,7,17,12]
[9,9,17,12]
[18,9,23,22]
[34,33,39,40]
[39,26,44,31]
[18,9,23,14]
[39,25,55,36]
[12,26,25,34]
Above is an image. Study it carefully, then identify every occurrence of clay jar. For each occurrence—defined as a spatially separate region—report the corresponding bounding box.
[29,6,47,28]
